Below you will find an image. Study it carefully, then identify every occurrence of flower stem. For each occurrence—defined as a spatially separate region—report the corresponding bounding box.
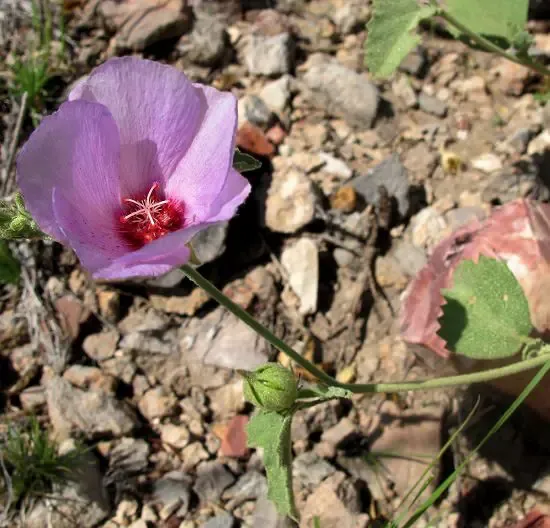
[436,9,550,78]
[181,265,550,394]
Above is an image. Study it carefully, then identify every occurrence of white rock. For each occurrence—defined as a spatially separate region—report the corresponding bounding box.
[410,207,448,249]
[318,152,353,179]
[244,33,294,76]
[528,129,550,155]
[260,74,293,112]
[265,168,317,233]
[281,238,319,315]
[471,152,503,173]
[160,423,191,449]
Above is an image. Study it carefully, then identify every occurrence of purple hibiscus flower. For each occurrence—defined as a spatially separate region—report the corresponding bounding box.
[16,57,251,279]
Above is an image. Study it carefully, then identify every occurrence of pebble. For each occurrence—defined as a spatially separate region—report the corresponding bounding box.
[318,152,353,179]
[153,471,192,519]
[260,75,293,112]
[418,92,448,117]
[399,46,428,77]
[202,512,235,528]
[303,53,379,128]
[193,461,236,504]
[238,94,272,128]
[244,33,295,76]
[350,154,410,216]
[108,438,150,477]
[281,238,319,315]
[471,152,503,173]
[191,222,229,264]
[160,423,191,449]
[46,377,137,439]
[179,16,227,66]
[223,472,268,509]
[527,129,550,155]
[138,387,177,421]
[253,495,295,528]
[293,452,336,489]
[392,76,417,108]
[410,207,448,249]
[181,442,210,471]
[99,0,190,51]
[265,168,318,233]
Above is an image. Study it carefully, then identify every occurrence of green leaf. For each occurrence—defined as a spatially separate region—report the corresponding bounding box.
[365,0,437,78]
[297,384,352,401]
[233,149,261,173]
[247,410,297,519]
[446,0,528,44]
[0,241,20,284]
[438,256,532,360]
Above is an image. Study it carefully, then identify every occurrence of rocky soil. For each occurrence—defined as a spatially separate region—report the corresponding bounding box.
[2,0,550,527]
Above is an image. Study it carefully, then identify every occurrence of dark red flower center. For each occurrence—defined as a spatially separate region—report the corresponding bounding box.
[118,182,183,249]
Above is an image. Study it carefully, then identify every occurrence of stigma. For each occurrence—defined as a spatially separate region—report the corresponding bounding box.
[119,182,183,249]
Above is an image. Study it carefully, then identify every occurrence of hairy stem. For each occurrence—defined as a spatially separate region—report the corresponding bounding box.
[181,265,550,394]
[437,9,550,78]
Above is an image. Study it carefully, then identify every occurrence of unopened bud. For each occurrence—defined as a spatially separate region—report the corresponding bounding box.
[243,363,298,412]
[0,193,43,240]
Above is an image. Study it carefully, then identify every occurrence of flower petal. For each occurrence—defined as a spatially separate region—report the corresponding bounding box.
[207,168,251,223]
[69,57,205,197]
[165,84,238,221]
[52,188,128,273]
[17,101,121,241]
[92,225,205,280]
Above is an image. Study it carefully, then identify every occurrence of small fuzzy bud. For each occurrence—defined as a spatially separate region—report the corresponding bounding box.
[243,363,298,412]
[0,193,43,240]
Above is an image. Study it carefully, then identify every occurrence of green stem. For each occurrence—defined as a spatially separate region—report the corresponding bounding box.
[181,265,550,394]
[437,9,550,78]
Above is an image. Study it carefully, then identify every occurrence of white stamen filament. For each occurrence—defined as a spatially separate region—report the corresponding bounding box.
[123,183,169,226]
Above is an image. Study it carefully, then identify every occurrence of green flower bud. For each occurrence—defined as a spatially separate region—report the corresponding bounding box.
[0,193,43,240]
[243,363,298,412]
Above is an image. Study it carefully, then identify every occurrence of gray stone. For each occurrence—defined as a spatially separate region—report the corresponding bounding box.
[100,0,190,51]
[46,377,137,439]
[194,461,236,504]
[260,75,293,112]
[181,307,269,370]
[223,471,268,509]
[418,92,447,117]
[265,168,318,233]
[152,471,192,518]
[238,94,272,128]
[304,54,379,128]
[107,438,150,483]
[444,206,487,231]
[350,154,410,216]
[190,222,229,264]
[293,452,336,489]
[244,33,295,76]
[391,240,427,278]
[82,329,119,361]
[202,512,235,528]
[281,238,319,315]
[180,16,227,66]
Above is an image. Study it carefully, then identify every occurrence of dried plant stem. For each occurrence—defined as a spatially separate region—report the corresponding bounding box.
[2,92,29,195]
[181,264,550,394]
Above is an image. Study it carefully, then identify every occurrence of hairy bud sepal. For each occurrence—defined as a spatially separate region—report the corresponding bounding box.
[243,364,298,412]
[0,193,43,240]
